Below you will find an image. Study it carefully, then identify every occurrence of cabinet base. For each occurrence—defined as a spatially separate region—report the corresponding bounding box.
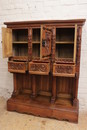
[7,94,79,123]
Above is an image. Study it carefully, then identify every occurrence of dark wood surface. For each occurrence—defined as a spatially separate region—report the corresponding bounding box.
[4,19,86,25]
[2,19,86,123]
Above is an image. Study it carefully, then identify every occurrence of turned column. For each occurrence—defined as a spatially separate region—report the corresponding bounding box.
[12,73,19,97]
[51,76,57,103]
[31,75,37,98]
[73,26,82,106]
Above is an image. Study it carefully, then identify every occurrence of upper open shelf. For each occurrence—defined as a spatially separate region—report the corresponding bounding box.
[12,29,28,44]
[55,28,75,61]
[32,28,41,58]
[56,28,74,43]
[32,28,40,43]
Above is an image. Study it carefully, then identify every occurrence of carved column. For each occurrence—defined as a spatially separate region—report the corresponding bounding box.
[28,28,32,60]
[51,27,56,62]
[51,76,57,103]
[12,73,19,97]
[31,75,37,98]
[73,26,82,106]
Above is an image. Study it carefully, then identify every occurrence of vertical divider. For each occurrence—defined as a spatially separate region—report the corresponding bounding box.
[28,28,32,60]
[73,24,77,63]
[40,25,43,59]
[31,75,37,98]
[51,76,57,103]
[12,73,19,96]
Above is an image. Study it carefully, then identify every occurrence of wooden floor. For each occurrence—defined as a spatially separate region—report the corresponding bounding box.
[0,97,87,130]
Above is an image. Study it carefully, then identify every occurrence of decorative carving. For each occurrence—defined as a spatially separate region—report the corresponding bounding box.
[55,58,73,64]
[77,27,81,61]
[8,62,26,70]
[76,27,82,77]
[42,32,51,54]
[9,56,28,61]
[55,65,73,74]
[51,27,56,61]
[42,26,52,58]
[30,64,48,72]
[28,28,32,59]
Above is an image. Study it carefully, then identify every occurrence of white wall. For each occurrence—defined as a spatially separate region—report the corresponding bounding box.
[0,0,87,111]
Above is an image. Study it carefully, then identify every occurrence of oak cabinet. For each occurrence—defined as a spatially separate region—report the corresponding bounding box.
[2,19,85,123]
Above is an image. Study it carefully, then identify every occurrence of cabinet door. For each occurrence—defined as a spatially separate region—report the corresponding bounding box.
[41,26,52,59]
[2,27,12,58]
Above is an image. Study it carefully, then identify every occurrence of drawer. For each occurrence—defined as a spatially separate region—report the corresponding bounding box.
[53,64,75,77]
[29,62,50,75]
[8,61,28,73]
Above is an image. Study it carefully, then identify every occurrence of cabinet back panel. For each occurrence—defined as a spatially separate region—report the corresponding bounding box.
[16,74,32,90]
[56,44,74,58]
[32,28,40,42]
[56,28,74,42]
[31,75,52,93]
[40,75,52,92]
[13,29,28,42]
[56,77,74,95]
[32,44,40,58]
[13,44,28,56]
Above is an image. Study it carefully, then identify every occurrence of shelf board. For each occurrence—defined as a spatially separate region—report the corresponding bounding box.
[32,41,40,44]
[13,41,28,44]
[56,93,73,106]
[55,98,72,107]
[56,41,74,44]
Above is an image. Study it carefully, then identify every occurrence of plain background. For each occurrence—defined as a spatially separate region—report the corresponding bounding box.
[0,0,87,112]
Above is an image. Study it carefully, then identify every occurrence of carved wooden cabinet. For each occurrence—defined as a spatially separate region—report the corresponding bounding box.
[2,20,85,123]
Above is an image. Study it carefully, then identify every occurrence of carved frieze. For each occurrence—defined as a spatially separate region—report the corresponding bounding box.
[53,64,75,77]
[55,65,73,74]
[29,62,50,75]
[55,58,73,64]
[8,62,27,72]
[30,64,47,72]
[28,28,32,58]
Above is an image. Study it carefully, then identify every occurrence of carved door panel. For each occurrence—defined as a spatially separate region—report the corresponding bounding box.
[41,26,52,59]
[2,27,12,58]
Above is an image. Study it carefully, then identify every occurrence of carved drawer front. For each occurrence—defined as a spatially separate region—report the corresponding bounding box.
[53,64,75,77]
[29,62,50,75]
[8,61,28,73]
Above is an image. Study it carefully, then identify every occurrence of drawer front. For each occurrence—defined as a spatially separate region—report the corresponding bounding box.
[29,62,50,75]
[8,61,28,73]
[53,64,75,77]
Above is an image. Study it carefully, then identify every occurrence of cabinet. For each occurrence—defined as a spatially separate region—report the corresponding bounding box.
[2,19,85,123]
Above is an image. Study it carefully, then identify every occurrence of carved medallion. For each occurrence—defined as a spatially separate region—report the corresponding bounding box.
[30,64,47,72]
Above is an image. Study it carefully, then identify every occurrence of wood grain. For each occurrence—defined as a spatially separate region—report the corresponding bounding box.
[2,27,12,58]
